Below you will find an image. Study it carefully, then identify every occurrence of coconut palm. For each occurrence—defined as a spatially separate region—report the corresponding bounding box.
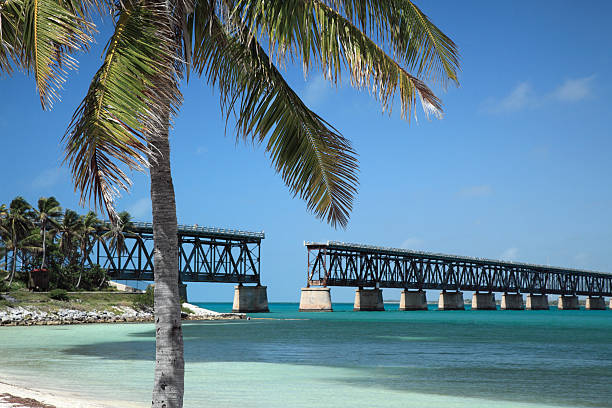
[0,197,35,286]
[56,209,81,268]
[101,211,132,259]
[34,197,62,269]
[2,1,459,406]
[75,211,100,288]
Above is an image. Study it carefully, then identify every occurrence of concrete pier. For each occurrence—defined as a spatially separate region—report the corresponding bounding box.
[354,288,385,311]
[438,291,465,310]
[399,290,427,311]
[558,295,580,310]
[299,287,333,312]
[471,292,496,310]
[501,293,524,310]
[178,283,188,303]
[526,294,549,310]
[232,285,269,312]
[586,296,606,310]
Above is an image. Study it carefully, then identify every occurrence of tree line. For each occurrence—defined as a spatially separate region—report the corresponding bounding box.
[0,196,133,292]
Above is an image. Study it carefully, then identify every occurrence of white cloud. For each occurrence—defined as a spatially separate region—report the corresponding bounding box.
[486,82,534,113]
[31,167,66,189]
[127,197,152,219]
[484,75,595,114]
[551,75,595,102]
[456,185,493,198]
[400,238,424,250]
[500,247,518,261]
[302,75,332,107]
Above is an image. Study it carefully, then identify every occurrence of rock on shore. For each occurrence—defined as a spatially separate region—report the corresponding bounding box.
[0,304,244,326]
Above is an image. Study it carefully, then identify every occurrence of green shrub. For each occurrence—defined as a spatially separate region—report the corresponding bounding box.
[181,305,194,315]
[0,279,8,293]
[78,265,109,291]
[48,289,69,301]
[133,285,154,310]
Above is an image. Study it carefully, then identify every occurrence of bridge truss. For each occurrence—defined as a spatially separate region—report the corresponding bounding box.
[87,222,264,283]
[306,241,612,296]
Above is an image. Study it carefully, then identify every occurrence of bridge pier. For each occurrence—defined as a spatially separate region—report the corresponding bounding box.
[299,287,333,312]
[501,293,524,310]
[399,290,427,310]
[558,295,580,310]
[586,296,606,310]
[232,285,269,313]
[178,283,188,303]
[354,288,384,311]
[526,294,549,310]
[438,291,465,310]
[471,292,496,310]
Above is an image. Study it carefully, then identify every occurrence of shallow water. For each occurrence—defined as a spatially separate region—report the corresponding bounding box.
[0,303,611,407]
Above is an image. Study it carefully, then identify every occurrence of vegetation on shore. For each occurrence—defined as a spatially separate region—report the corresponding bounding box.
[0,196,133,292]
[0,290,141,313]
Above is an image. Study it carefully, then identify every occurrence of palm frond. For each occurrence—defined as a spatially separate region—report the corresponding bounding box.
[0,0,22,75]
[18,0,94,109]
[64,2,182,221]
[236,0,455,119]
[321,0,459,87]
[191,8,358,227]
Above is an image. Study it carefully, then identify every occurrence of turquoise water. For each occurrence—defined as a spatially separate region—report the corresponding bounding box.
[0,303,611,407]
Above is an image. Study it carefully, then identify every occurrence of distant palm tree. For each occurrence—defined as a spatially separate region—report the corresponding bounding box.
[0,204,6,275]
[75,211,100,288]
[57,209,80,268]
[102,211,133,259]
[2,2,459,406]
[34,197,62,269]
[0,197,36,286]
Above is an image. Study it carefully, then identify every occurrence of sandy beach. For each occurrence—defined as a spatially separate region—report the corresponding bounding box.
[0,379,141,408]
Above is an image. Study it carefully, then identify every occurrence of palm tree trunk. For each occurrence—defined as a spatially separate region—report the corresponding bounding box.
[149,121,184,408]
[41,224,47,269]
[76,244,84,288]
[8,247,17,287]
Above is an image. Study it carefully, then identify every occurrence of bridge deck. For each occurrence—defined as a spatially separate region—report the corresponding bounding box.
[305,241,612,296]
[89,222,264,283]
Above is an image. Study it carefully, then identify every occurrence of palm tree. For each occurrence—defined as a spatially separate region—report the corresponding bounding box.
[101,211,132,262]
[0,204,8,280]
[34,197,62,270]
[2,2,459,406]
[75,211,100,288]
[57,209,80,269]
[0,197,35,286]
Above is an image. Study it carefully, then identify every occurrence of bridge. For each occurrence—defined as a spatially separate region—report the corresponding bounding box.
[298,241,612,311]
[86,221,269,312]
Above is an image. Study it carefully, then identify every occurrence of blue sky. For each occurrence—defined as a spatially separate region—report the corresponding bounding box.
[1,1,611,302]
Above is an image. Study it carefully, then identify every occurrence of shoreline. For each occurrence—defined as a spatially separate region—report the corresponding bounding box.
[0,303,245,327]
[0,379,141,408]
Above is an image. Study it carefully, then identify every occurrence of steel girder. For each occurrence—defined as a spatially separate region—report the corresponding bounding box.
[306,243,612,296]
[86,231,262,283]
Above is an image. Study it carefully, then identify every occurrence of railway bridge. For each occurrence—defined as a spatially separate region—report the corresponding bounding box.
[86,221,268,312]
[299,241,612,311]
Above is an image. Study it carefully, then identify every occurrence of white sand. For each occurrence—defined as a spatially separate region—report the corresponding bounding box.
[0,379,143,408]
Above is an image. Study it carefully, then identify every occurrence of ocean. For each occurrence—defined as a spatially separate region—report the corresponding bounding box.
[0,303,611,407]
